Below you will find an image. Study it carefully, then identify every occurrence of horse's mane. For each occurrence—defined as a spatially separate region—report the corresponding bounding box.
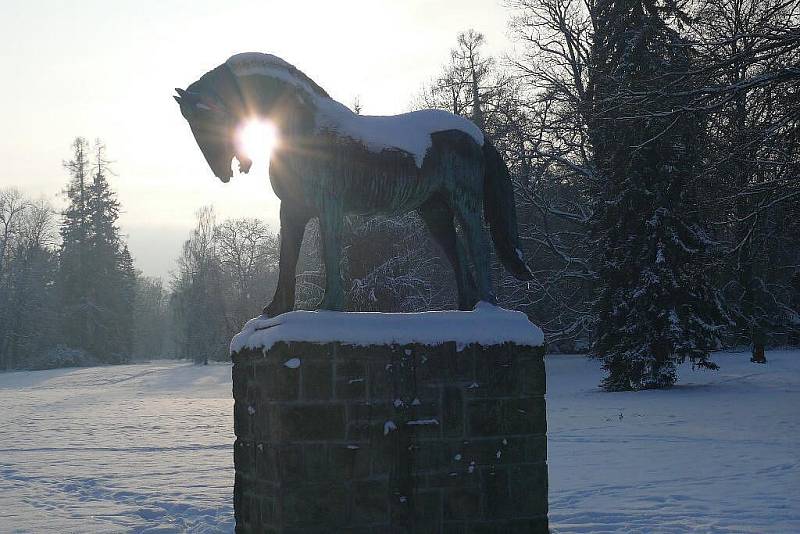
[225,52,330,100]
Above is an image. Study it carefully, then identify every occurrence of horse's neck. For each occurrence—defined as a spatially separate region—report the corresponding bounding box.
[237,75,326,133]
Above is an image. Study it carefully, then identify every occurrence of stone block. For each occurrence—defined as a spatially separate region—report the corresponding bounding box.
[255,362,300,401]
[302,361,333,400]
[352,480,389,524]
[472,346,517,397]
[335,360,368,400]
[502,397,547,435]
[232,338,547,533]
[441,386,465,438]
[520,356,547,397]
[330,444,371,480]
[443,487,482,520]
[281,482,349,529]
[467,400,502,437]
[525,435,548,464]
[510,463,549,517]
[481,467,512,519]
[274,404,346,441]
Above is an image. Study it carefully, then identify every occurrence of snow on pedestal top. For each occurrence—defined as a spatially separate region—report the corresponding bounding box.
[230,302,544,354]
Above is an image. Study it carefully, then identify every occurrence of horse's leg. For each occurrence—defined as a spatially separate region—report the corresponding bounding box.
[318,201,345,311]
[262,202,310,317]
[418,199,477,310]
[454,197,497,305]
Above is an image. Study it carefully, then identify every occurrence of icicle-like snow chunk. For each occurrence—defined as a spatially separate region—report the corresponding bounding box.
[383,421,397,435]
[406,418,439,426]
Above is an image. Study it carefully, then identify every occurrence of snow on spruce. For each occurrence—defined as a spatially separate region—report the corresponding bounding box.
[226,52,485,167]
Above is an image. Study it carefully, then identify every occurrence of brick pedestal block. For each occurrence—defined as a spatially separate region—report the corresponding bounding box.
[232,340,548,533]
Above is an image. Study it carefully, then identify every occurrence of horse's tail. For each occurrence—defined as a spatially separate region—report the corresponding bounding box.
[482,140,533,281]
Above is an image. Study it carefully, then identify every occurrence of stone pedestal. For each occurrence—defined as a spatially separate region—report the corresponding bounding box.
[232,332,548,533]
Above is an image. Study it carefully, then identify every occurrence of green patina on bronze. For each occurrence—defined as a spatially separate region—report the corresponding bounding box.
[174,53,532,315]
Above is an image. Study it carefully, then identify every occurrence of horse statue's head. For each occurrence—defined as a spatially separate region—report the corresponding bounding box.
[174,53,325,182]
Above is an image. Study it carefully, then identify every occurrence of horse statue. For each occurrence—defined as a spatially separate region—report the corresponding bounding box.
[174,52,532,316]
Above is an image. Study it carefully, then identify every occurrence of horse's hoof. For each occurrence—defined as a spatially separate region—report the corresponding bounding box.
[318,292,344,312]
[318,301,344,312]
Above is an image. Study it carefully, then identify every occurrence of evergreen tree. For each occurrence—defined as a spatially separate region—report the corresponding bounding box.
[588,0,725,390]
[58,138,134,362]
[59,137,93,352]
[113,244,136,357]
[86,141,135,359]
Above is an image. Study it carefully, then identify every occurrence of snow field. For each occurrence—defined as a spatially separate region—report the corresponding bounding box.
[0,350,797,532]
[0,363,234,533]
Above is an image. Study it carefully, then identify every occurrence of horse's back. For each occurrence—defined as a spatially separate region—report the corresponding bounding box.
[277,129,484,215]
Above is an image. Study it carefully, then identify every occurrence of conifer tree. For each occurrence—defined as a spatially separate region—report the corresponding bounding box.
[86,141,134,359]
[59,137,93,352]
[58,138,134,362]
[588,0,725,390]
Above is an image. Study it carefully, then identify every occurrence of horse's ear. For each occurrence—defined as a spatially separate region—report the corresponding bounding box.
[173,87,227,118]
[174,89,196,119]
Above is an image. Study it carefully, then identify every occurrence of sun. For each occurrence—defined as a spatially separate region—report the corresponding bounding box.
[237,120,279,162]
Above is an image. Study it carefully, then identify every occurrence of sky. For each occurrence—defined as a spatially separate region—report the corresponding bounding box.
[0,0,514,280]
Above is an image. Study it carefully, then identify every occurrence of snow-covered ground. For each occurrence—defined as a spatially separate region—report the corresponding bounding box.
[546,350,799,533]
[0,362,234,533]
[0,350,797,532]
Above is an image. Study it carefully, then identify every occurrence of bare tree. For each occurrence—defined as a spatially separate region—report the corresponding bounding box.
[0,192,58,369]
[687,0,800,355]
[345,214,454,312]
[0,188,29,276]
[215,217,279,330]
[496,4,598,347]
[171,206,227,363]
